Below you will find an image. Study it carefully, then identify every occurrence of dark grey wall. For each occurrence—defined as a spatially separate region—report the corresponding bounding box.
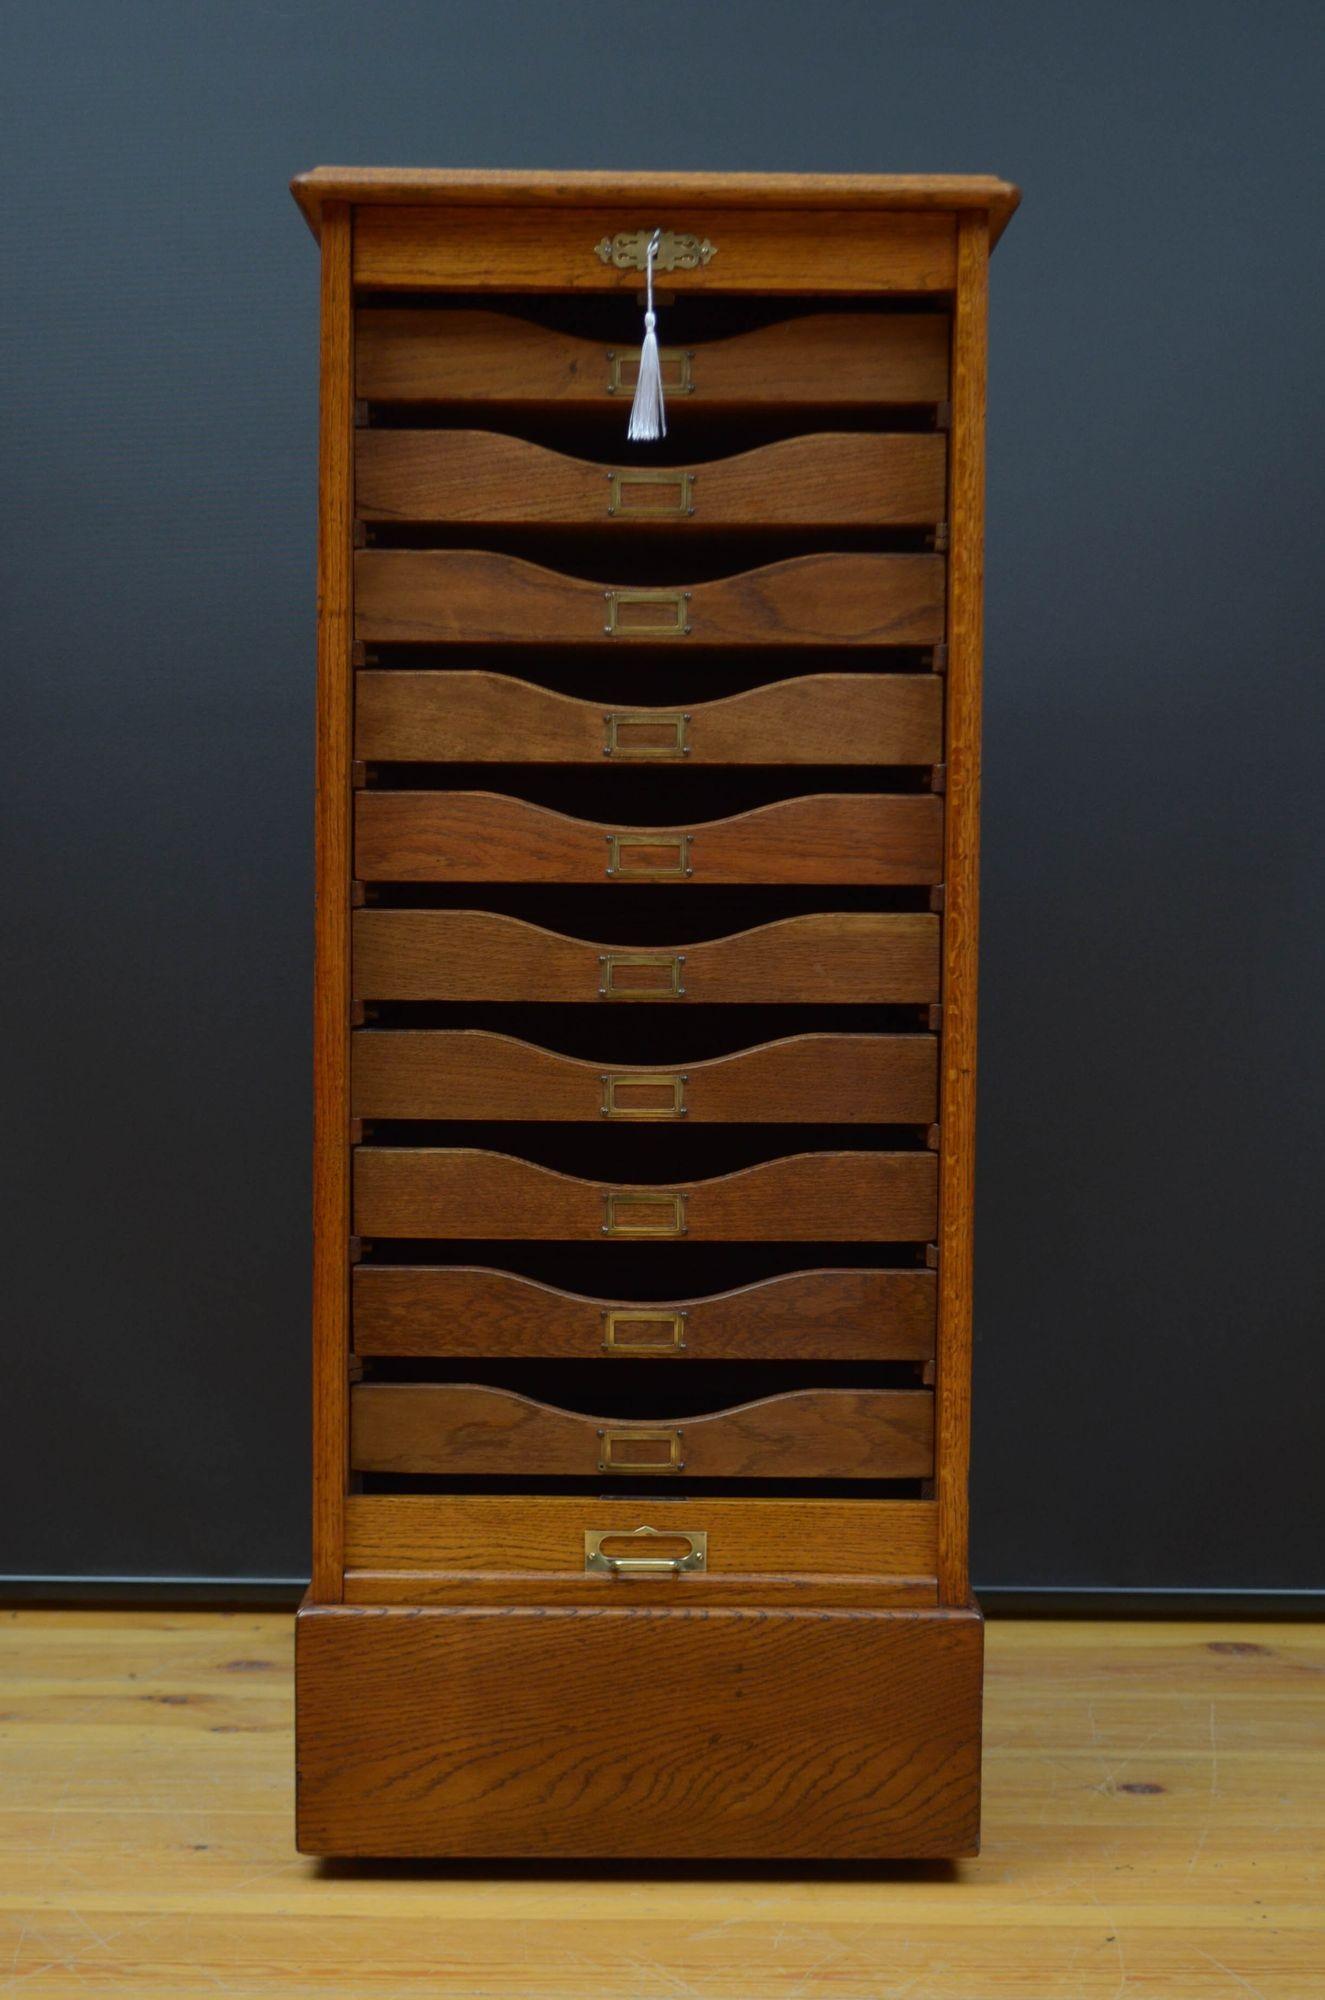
[4,1,1322,1591]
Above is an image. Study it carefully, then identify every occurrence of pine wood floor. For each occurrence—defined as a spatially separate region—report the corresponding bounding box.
[1,1609,1320,1996]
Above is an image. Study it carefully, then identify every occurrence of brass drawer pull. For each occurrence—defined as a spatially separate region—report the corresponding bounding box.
[600,1072,688,1120]
[605,832,693,879]
[606,469,696,518]
[596,1428,685,1473]
[601,1308,688,1354]
[605,346,695,397]
[603,710,691,759]
[597,950,686,999]
[602,1189,688,1236]
[603,588,692,637]
[584,1525,707,1577]
[595,230,716,273]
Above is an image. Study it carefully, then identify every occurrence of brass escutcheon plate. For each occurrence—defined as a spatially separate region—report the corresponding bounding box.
[603,709,691,759]
[596,1427,685,1474]
[600,1072,688,1120]
[593,229,716,272]
[605,346,695,396]
[596,950,687,999]
[606,469,695,517]
[603,588,692,637]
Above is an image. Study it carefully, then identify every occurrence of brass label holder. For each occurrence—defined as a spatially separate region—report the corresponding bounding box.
[603,710,691,759]
[600,1072,688,1120]
[596,1428,685,1474]
[597,951,687,999]
[594,230,716,273]
[584,1525,707,1578]
[601,1308,688,1354]
[605,831,693,879]
[605,347,694,397]
[601,1189,688,1236]
[606,469,696,517]
[603,588,692,637]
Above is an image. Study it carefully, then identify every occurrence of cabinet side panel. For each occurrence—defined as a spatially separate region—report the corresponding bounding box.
[937,213,989,1605]
[311,202,353,1600]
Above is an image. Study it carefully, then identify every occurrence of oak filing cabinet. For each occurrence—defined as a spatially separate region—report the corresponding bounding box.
[291,168,1019,1859]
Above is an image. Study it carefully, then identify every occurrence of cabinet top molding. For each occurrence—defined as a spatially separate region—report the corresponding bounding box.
[290,167,1020,246]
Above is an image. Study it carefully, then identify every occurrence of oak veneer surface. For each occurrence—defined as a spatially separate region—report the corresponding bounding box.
[351,1028,938,1123]
[352,1264,937,1360]
[356,308,950,405]
[354,549,946,646]
[350,1382,934,1480]
[356,431,947,526]
[353,1146,939,1241]
[355,669,944,766]
[296,1601,982,1858]
[11,1609,1319,1997]
[355,790,944,885]
[351,908,942,1003]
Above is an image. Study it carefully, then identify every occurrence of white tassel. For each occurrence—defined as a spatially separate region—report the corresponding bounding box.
[627,229,666,441]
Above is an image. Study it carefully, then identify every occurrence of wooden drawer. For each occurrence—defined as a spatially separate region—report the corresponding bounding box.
[356,308,950,407]
[356,431,946,528]
[353,1265,936,1361]
[352,909,941,1004]
[356,670,943,766]
[353,1146,938,1242]
[296,1600,981,1857]
[355,550,944,647]
[351,1382,933,1481]
[355,205,957,295]
[352,1029,937,1123]
[355,791,943,885]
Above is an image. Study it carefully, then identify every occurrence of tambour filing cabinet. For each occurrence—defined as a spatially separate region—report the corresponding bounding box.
[291,167,1019,1859]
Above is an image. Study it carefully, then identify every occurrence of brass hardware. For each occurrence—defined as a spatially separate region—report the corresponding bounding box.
[597,951,686,1000]
[600,1072,688,1120]
[602,1189,688,1236]
[603,710,691,759]
[606,469,695,517]
[605,831,693,879]
[583,1525,707,1577]
[594,230,716,273]
[602,1308,688,1354]
[596,1427,685,1474]
[605,347,695,397]
[604,588,692,637]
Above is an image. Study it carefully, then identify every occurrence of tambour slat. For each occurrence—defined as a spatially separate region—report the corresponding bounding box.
[353,1147,938,1242]
[351,1029,937,1123]
[351,909,941,1004]
[351,1383,934,1481]
[353,1266,936,1362]
[356,309,949,406]
[355,791,943,885]
[356,670,943,766]
[356,431,947,527]
[354,550,945,647]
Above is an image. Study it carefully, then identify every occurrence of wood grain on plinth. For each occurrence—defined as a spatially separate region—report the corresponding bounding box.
[295,1597,983,1858]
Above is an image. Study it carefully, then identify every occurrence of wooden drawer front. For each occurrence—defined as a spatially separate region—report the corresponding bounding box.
[357,432,946,528]
[355,551,944,647]
[352,909,940,1004]
[354,1147,938,1242]
[356,792,943,885]
[345,1493,936,1579]
[351,1383,933,1481]
[357,671,942,766]
[357,309,950,407]
[352,1030,937,1124]
[353,1265,936,1361]
[353,206,957,296]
